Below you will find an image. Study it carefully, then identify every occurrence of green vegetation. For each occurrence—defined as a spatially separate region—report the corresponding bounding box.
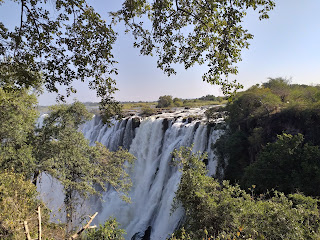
[122,101,157,111]
[242,133,320,196]
[0,88,134,238]
[0,0,276,120]
[0,171,65,239]
[157,95,174,108]
[140,105,157,116]
[172,147,320,240]
[214,78,320,196]
[117,0,275,94]
[3,1,320,239]
[155,95,226,109]
[168,79,320,239]
[84,217,126,240]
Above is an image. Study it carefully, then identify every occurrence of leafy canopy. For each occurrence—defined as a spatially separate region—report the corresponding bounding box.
[0,0,119,115]
[0,90,135,229]
[172,146,320,240]
[114,0,275,94]
[1,0,275,108]
[243,133,320,196]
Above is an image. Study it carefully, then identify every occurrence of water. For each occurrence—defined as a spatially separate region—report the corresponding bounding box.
[38,108,224,239]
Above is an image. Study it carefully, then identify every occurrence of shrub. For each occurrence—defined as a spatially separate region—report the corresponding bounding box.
[156,95,173,108]
[172,147,320,240]
[140,106,156,116]
[84,217,126,240]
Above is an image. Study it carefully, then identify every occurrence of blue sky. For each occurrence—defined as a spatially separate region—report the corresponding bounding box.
[1,0,320,105]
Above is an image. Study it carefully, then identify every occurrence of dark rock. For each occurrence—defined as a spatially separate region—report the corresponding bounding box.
[132,117,141,130]
[162,118,169,133]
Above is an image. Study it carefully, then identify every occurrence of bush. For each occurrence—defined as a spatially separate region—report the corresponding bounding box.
[242,133,320,196]
[172,147,320,240]
[140,106,156,116]
[173,98,183,107]
[0,171,64,239]
[156,95,173,108]
[84,217,126,240]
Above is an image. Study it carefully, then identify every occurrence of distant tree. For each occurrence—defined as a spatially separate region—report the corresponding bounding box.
[216,96,223,102]
[156,95,173,108]
[140,105,156,116]
[173,97,183,107]
[199,94,216,101]
[263,77,291,102]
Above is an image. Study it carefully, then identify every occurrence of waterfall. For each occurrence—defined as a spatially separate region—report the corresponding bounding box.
[80,110,224,240]
[38,108,224,239]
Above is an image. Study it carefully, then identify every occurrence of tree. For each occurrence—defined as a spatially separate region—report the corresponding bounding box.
[173,97,183,107]
[33,102,135,232]
[172,146,320,240]
[115,0,275,94]
[242,133,320,196]
[0,92,135,233]
[0,0,119,116]
[156,95,173,108]
[85,217,126,240]
[0,88,38,177]
[1,0,276,109]
[263,77,291,102]
[0,171,65,239]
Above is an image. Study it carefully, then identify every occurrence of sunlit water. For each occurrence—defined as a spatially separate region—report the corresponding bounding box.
[38,108,224,239]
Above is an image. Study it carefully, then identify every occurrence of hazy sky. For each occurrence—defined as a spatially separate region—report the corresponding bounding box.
[1,0,320,105]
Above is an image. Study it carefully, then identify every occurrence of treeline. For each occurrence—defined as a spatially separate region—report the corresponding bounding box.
[156,95,224,108]
[169,78,320,239]
[213,77,320,195]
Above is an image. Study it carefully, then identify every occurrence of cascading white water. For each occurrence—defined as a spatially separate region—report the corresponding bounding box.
[38,108,224,240]
[79,110,224,240]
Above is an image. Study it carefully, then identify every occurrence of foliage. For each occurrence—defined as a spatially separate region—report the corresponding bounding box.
[214,79,320,186]
[214,130,249,181]
[0,0,120,115]
[34,103,135,230]
[83,217,126,240]
[140,105,156,116]
[263,77,291,102]
[242,133,320,196]
[0,90,135,231]
[204,106,224,122]
[157,95,173,108]
[114,0,275,95]
[0,0,277,115]
[172,147,320,240]
[199,94,217,101]
[0,88,38,177]
[173,97,183,107]
[0,170,65,240]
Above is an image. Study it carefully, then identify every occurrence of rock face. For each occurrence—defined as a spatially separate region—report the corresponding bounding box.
[39,108,225,240]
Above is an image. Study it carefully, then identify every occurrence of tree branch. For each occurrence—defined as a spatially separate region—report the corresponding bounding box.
[69,212,98,240]
[15,0,24,56]
[23,4,41,39]
[175,0,208,28]
[23,221,32,240]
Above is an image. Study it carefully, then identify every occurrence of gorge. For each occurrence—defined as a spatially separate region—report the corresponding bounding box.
[38,107,225,240]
